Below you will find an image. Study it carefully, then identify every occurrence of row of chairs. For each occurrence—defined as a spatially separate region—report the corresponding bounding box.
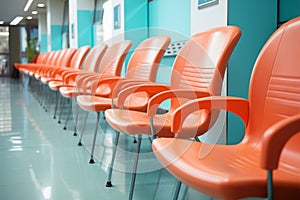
[15,16,300,200]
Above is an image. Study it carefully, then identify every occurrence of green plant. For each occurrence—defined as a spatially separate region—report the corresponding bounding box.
[26,37,39,63]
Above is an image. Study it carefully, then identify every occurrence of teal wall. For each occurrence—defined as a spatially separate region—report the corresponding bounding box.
[123,0,190,109]
[51,25,63,50]
[227,0,277,144]
[77,10,94,47]
[40,34,48,53]
[148,0,190,38]
[124,0,148,74]
[279,0,300,23]
[148,0,190,83]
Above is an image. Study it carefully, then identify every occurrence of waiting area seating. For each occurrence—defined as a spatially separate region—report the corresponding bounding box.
[14,16,300,200]
[152,16,300,200]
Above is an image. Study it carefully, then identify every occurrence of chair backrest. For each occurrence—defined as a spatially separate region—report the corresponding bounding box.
[125,36,171,81]
[69,46,90,69]
[246,16,300,152]
[98,40,132,77]
[170,26,241,108]
[58,48,77,67]
[36,53,45,64]
[45,51,59,65]
[82,43,108,72]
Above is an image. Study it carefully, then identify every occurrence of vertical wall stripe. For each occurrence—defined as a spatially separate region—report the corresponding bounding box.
[227,0,277,144]
[279,0,300,23]
[51,25,63,50]
[77,10,94,47]
[40,34,48,53]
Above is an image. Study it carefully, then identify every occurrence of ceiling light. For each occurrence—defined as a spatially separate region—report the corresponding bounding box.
[32,10,38,15]
[37,3,45,8]
[27,16,33,20]
[24,0,33,12]
[10,16,24,25]
[0,21,4,25]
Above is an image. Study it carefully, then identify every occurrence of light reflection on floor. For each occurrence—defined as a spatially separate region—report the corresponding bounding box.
[0,77,213,200]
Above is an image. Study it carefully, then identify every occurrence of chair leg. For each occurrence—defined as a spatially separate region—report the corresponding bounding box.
[58,96,66,124]
[173,180,182,200]
[267,170,273,200]
[106,131,120,187]
[89,112,100,164]
[181,185,189,200]
[39,84,45,106]
[194,136,201,142]
[63,105,72,130]
[77,111,89,146]
[133,136,137,143]
[152,168,163,199]
[129,134,142,200]
[73,102,79,136]
[53,92,59,119]
[43,87,50,112]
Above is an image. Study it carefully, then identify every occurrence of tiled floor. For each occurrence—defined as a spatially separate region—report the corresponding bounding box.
[0,77,211,200]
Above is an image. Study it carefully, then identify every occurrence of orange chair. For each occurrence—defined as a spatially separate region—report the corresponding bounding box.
[14,52,46,75]
[58,41,132,134]
[59,41,132,99]
[59,43,108,90]
[39,48,77,87]
[76,35,171,164]
[39,49,77,112]
[48,45,91,91]
[152,16,300,200]
[104,26,241,200]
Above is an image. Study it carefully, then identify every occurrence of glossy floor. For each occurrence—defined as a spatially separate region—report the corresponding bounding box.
[0,77,211,200]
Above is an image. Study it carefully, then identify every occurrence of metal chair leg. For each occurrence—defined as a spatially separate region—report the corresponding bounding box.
[173,180,182,200]
[129,134,142,200]
[73,101,79,136]
[89,112,100,164]
[53,92,59,119]
[43,86,51,112]
[77,111,89,146]
[63,106,72,130]
[106,131,120,187]
[267,170,273,200]
[58,96,66,124]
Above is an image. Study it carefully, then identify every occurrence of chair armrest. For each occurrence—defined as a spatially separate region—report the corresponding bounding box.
[64,72,83,86]
[147,89,212,117]
[117,84,171,108]
[90,77,124,96]
[111,79,153,98]
[75,73,100,91]
[261,114,300,170]
[171,96,249,133]
[50,66,68,79]
[61,69,81,80]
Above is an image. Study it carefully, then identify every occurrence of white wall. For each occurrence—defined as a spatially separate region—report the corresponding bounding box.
[69,0,78,48]
[112,0,124,41]
[38,12,47,41]
[47,0,52,51]
[77,0,94,10]
[190,0,227,34]
[190,0,228,145]
[102,0,124,45]
[47,0,65,51]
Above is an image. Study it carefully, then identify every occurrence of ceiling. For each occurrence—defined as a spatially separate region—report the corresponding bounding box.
[0,0,47,26]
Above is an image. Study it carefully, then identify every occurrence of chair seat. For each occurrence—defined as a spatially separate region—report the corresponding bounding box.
[41,77,52,84]
[76,95,112,112]
[105,109,209,138]
[49,80,64,91]
[59,86,79,98]
[152,138,300,200]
